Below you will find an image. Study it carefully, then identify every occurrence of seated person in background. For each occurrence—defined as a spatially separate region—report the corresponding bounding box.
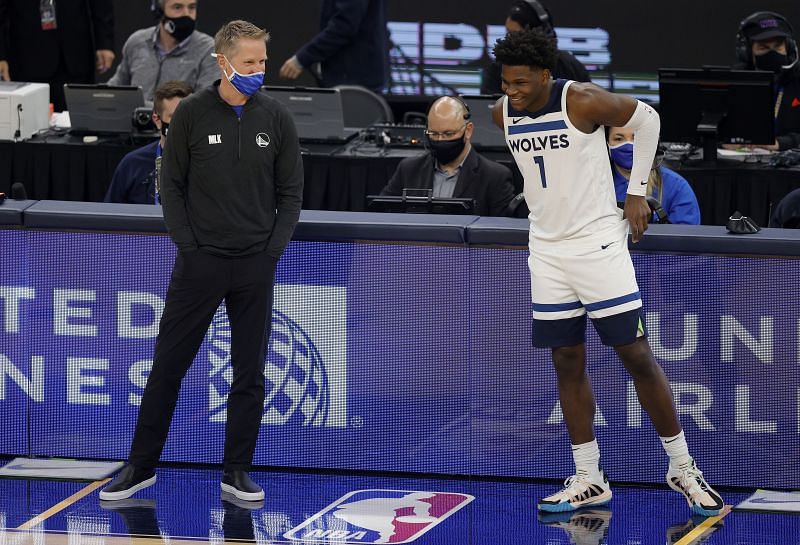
[104,81,192,204]
[769,188,800,228]
[730,11,800,150]
[607,126,701,225]
[481,0,590,95]
[108,0,216,101]
[380,96,516,216]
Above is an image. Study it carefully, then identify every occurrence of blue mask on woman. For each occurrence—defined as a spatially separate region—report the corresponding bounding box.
[609,142,634,170]
[222,57,264,97]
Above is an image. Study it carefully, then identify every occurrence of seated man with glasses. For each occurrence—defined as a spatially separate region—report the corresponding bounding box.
[379,96,516,216]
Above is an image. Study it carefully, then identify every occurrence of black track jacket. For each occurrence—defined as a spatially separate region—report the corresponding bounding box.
[160,81,304,258]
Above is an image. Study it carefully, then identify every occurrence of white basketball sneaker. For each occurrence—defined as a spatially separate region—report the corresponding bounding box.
[666,460,724,516]
[538,469,612,513]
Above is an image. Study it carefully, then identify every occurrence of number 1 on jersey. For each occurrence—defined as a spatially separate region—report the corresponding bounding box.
[534,156,547,188]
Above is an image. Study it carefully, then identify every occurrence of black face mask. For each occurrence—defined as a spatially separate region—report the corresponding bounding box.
[160,121,169,138]
[754,49,789,73]
[163,15,195,42]
[427,135,466,165]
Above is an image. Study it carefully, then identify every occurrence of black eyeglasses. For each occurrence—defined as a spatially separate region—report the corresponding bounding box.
[424,123,467,140]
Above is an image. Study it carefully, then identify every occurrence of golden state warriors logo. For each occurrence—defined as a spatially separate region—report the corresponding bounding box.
[256,132,271,148]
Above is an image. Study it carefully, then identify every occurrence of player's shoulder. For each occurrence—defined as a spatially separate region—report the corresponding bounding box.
[491,95,506,128]
[565,81,610,104]
[564,81,617,124]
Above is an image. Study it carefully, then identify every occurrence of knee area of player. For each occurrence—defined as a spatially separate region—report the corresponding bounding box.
[616,343,660,376]
[552,346,587,372]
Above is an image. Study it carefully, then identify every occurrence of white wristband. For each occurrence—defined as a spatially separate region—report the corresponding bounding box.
[622,101,660,196]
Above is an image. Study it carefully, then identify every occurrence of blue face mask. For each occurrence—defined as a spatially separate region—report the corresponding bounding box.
[221,56,264,97]
[609,141,634,170]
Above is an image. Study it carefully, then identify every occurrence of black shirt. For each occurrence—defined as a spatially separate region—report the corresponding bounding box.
[480,50,591,95]
[774,68,800,150]
[732,63,800,150]
[295,0,389,92]
[160,82,304,257]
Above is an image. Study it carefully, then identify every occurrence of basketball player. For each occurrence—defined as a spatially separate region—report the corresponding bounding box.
[490,30,723,515]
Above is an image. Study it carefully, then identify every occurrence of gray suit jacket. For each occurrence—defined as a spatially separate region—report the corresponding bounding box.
[380,148,516,216]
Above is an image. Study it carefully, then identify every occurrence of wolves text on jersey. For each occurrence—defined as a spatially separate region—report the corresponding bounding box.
[508,134,570,153]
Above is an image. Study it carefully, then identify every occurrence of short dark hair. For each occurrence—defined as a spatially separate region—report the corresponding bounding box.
[153,80,193,116]
[493,28,557,71]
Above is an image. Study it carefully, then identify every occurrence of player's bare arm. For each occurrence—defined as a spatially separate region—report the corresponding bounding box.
[492,97,505,130]
[567,84,659,243]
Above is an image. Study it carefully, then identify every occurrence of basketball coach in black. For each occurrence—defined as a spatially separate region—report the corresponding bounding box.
[100,20,303,502]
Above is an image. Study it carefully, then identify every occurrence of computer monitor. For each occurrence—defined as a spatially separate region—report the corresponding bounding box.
[367,194,475,215]
[658,68,775,161]
[461,94,507,150]
[64,84,144,135]
[263,86,359,144]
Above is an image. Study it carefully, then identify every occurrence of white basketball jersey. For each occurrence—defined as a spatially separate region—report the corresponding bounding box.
[503,80,620,242]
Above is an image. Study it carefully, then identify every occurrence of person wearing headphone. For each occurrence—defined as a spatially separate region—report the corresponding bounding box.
[731,11,800,151]
[108,0,216,101]
[481,0,590,95]
[607,126,700,225]
[379,96,516,216]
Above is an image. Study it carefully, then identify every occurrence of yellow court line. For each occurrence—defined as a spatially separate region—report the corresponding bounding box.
[15,479,110,530]
[673,505,732,545]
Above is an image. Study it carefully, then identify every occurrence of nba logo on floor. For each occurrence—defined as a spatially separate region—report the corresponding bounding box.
[284,489,474,544]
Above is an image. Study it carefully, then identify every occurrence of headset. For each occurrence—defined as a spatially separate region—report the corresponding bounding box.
[453,95,472,121]
[735,11,798,68]
[424,95,472,149]
[150,0,164,19]
[518,0,556,38]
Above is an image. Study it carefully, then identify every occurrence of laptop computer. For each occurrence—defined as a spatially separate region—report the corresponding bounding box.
[367,194,475,215]
[461,94,507,151]
[263,86,359,144]
[64,84,144,135]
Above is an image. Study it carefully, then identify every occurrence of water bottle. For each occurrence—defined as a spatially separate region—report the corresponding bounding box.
[40,0,57,31]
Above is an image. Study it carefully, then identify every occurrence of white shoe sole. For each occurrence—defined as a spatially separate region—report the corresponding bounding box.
[98,475,157,501]
[220,482,264,502]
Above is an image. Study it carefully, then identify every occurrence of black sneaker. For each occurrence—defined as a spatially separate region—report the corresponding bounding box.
[99,465,156,501]
[220,470,264,501]
[99,498,160,536]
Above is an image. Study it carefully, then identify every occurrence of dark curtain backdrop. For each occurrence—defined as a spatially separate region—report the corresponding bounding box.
[107,1,800,84]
